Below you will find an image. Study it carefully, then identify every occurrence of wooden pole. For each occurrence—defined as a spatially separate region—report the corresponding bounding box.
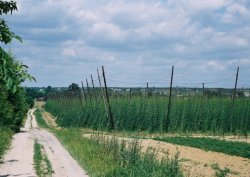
[233,66,239,107]
[91,75,97,103]
[102,66,115,130]
[76,83,84,114]
[146,82,148,97]
[86,78,92,102]
[97,68,108,119]
[231,66,239,132]
[165,65,174,132]
[81,81,86,101]
[129,88,132,100]
[202,83,205,96]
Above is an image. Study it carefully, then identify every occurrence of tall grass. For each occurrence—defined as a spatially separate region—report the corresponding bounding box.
[45,92,250,134]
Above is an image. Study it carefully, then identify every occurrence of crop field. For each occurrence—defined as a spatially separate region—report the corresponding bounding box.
[45,92,250,135]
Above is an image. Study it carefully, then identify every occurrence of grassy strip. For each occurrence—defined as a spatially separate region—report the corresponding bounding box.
[34,140,53,177]
[34,108,50,129]
[0,128,13,160]
[54,128,183,177]
[154,137,250,158]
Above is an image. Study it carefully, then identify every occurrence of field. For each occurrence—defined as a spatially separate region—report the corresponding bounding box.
[45,91,250,135]
[39,104,250,177]
[44,88,250,176]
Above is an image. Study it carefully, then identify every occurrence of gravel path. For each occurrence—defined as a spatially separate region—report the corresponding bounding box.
[0,108,88,177]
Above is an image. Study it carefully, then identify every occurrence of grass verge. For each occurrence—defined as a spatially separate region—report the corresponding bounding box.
[54,128,183,177]
[34,140,53,177]
[34,108,50,129]
[154,136,250,158]
[0,128,13,160]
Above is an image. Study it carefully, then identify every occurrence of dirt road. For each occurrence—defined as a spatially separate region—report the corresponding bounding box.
[0,108,88,177]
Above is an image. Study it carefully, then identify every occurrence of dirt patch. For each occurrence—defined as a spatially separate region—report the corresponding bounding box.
[35,101,45,108]
[83,133,250,177]
[41,110,58,128]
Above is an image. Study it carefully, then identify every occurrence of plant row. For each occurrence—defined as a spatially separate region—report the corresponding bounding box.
[45,92,250,135]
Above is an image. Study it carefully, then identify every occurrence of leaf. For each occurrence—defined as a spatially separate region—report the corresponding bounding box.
[21,64,28,68]
[14,35,23,43]
[13,85,17,93]
[6,77,13,89]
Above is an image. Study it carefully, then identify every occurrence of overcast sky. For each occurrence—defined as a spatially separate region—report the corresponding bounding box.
[4,0,250,88]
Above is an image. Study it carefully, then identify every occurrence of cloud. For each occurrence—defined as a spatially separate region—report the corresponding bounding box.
[3,0,250,88]
[62,48,76,57]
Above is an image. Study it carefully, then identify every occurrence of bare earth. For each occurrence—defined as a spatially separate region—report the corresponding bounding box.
[0,108,88,177]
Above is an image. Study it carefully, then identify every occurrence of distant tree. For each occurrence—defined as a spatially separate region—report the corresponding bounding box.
[68,83,80,92]
[45,85,52,93]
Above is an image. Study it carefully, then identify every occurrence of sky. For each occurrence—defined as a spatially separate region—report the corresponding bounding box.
[3,0,250,88]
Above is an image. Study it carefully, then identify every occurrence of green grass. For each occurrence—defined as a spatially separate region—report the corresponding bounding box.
[0,128,13,160]
[154,136,250,158]
[211,163,231,177]
[54,128,183,177]
[34,108,50,129]
[34,140,53,177]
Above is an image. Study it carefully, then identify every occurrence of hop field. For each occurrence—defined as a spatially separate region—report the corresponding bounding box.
[45,91,250,135]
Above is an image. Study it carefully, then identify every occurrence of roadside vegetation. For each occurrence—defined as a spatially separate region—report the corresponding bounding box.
[34,140,53,177]
[55,128,183,177]
[154,136,250,158]
[0,128,13,160]
[0,1,35,133]
[34,108,50,129]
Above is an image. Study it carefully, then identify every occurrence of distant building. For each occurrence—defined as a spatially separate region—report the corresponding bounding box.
[244,91,250,97]
[36,97,45,101]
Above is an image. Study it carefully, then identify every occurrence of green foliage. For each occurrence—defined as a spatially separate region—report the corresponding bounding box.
[0,128,13,160]
[45,92,250,135]
[54,128,183,177]
[0,1,34,132]
[154,137,250,158]
[0,1,17,15]
[0,50,35,93]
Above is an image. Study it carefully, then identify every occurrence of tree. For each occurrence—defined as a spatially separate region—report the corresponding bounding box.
[0,1,35,132]
[68,83,80,92]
